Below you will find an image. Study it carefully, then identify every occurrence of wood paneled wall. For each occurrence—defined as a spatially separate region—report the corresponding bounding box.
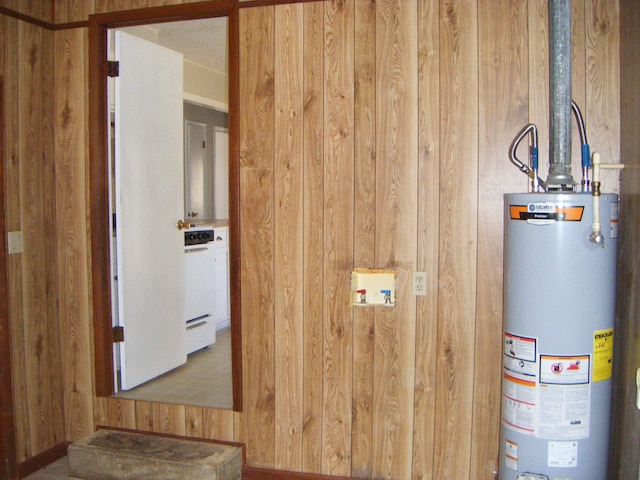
[0,13,65,461]
[2,1,624,479]
[0,1,54,23]
[237,1,620,478]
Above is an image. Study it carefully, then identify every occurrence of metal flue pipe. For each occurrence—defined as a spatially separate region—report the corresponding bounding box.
[547,0,576,189]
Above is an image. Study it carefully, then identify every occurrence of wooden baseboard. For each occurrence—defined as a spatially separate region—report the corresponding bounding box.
[16,441,71,479]
[242,466,353,480]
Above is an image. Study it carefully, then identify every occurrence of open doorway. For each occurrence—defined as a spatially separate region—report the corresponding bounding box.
[88,1,242,411]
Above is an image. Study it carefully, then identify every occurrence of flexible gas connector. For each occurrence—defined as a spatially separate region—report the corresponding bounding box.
[571,100,591,192]
[509,123,545,192]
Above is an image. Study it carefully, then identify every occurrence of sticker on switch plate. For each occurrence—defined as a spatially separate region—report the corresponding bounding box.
[351,268,396,306]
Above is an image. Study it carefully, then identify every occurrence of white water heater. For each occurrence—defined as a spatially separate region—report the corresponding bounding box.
[499,192,618,480]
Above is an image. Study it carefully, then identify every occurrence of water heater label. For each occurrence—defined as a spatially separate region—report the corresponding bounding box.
[548,441,578,468]
[593,328,614,382]
[505,332,537,361]
[538,355,591,440]
[504,439,518,470]
[538,382,591,439]
[610,202,619,238]
[503,332,539,434]
[509,203,584,224]
[539,355,590,385]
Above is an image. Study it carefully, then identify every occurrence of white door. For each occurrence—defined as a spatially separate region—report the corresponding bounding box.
[113,30,186,390]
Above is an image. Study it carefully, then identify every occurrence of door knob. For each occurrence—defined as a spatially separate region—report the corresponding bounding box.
[177,219,192,230]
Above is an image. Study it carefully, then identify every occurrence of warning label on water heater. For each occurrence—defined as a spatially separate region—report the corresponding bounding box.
[538,355,591,439]
[502,332,538,434]
[593,328,614,382]
[539,355,590,385]
[502,331,592,440]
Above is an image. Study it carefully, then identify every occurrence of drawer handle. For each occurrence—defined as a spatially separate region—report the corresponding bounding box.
[185,247,208,253]
[187,320,208,330]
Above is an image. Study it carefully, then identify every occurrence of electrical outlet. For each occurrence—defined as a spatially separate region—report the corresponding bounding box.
[7,231,23,254]
[413,271,427,296]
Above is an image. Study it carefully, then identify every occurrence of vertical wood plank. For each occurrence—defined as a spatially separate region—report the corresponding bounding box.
[55,1,70,24]
[239,5,276,468]
[185,406,203,437]
[94,0,110,13]
[301,1,324,473]
[131,0,150,9]
[371,1,418,479]
[93,396,109,427]
[135,401,154,432]
[351,0,376,476]
[274,2,304,472]
[321,0,354,475]
[106,0,132,14]
[55,27,94,443]
[106,398,136,429]
[66,1,96,23]
[19,19,56,456]
[4,14,31,463]
[528,0,550,181]
[435,1,478,478]
[202,408,235,442]
[145,0,167,7]
[412,0,440,477]
[475,1,528,477]
[571,0,586,182]
[585,0,620,190]
[43,25,65,448]
[152,403,186,436]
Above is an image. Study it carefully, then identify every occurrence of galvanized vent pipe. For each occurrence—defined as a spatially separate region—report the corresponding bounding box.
[547,0,576,189]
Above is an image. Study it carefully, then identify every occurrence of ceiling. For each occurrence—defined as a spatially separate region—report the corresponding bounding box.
[122,17,228,74]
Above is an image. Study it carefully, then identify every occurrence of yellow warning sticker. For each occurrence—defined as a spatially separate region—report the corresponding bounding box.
[593,328,614,382]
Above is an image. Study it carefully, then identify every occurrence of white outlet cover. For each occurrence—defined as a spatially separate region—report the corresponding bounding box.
[413,271,427,296]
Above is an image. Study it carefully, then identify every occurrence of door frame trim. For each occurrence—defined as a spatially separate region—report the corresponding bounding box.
[88,0,242,411]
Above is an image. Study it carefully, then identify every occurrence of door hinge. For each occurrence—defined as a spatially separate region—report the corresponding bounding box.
[112,326,124,343]
[107,60,120,78]
[202,140,206,149]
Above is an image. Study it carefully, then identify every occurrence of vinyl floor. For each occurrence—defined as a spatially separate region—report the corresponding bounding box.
[113,326,232,408]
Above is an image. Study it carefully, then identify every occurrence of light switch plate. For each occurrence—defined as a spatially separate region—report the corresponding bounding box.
[7,231,23,254]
